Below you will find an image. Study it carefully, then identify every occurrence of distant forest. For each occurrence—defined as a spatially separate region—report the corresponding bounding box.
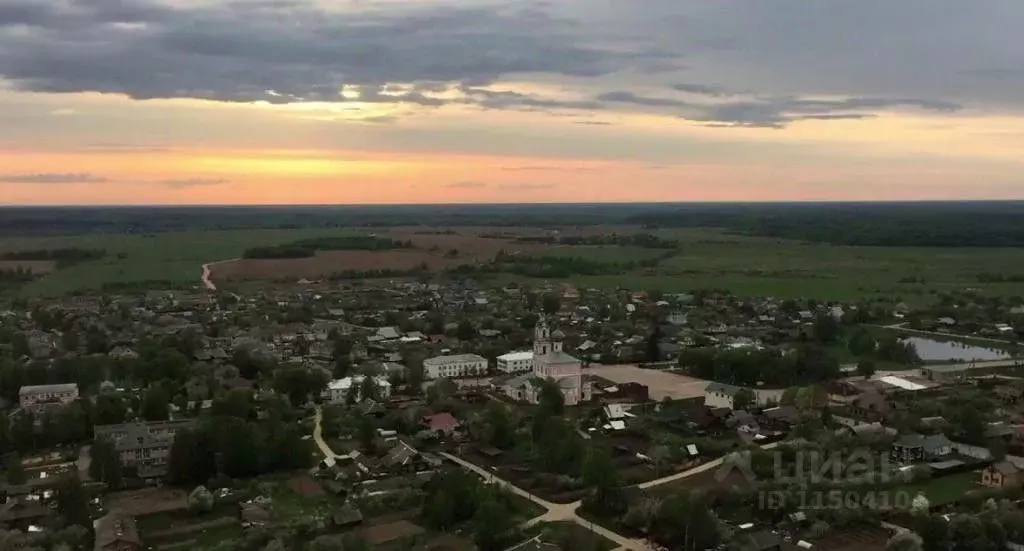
[242,236,413,259]
[2,202,1024,247]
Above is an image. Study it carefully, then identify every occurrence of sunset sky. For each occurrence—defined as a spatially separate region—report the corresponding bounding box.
[1,0,1023,205]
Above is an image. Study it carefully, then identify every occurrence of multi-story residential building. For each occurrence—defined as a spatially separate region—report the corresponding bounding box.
[93,420,196,480]
[423,354,488,379]
[18,383,79,409]
[321,375,392,404]
[496,351,533,374]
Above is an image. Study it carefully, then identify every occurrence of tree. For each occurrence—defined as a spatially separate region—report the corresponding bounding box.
[732,389,756,411]
[646,326,661,362]
[856,359,877,379]
[779,387,800,406]
[94,393,128,425]
[886,531,923,551]
[273,366,329,406]
[405,353,425,395]
[168,428,217,486]
[356,415,376,454]
[472,498,516,551]
[88,439,123,487]
[581,444,626,516]
[536,378,565,418]
[188,485,215,514]
[141,386,170,421]
[542,293,561,315]
[480,402,515,449]
[360,376,379,403]
[457,320,477,341]
[427,378,458,405]
[4,455,25,485]
[11,411,35,452]
[813,313,841,343]
[55,472,90,527]
[61,330,80,352]
[848,328,877,356]
[212,389,255,419]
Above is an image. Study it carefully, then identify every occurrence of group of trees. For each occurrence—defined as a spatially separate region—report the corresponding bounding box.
[168,405,311,485]
[0,393,130,455]
[620,492,720,550]
[420,470,522,551]
[679,345,841,387]
[1,247,105,267]
[905,505,1024,551]
[458,251,670,280]
[627,202,1024,247]
[243,236,413,259]
[847,327,921,365]
[513,233,678,249]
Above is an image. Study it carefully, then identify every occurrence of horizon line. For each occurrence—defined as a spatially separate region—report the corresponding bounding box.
[3,198,1024,209]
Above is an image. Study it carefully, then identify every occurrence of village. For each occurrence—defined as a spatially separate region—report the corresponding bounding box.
[2,279,1024,551]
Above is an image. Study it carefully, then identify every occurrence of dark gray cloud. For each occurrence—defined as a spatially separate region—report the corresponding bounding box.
[669,83,736,97]
[1,0,1018,125]
[597,91,689,108]
[0,0,659,106]
[0,172,109,183]
[597,90,961,128]
[459,85,604,111]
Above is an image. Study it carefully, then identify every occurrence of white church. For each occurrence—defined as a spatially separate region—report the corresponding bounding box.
[498,317,591,406]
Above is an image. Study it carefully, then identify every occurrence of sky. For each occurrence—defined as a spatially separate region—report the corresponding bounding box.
[1,0,1024,205]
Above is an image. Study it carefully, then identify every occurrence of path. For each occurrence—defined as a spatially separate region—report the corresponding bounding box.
[840,358,1022,374]
[441,453,651,551]
[312,406,343,460]
[442,439,784,551]
[873,323,1016,346]
[200,258,238,292]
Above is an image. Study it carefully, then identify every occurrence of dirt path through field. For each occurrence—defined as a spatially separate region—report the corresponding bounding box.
[201,258,237,291]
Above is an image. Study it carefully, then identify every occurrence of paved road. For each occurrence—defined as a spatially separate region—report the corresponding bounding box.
[442,439,784,551]
[875,323,1016,345]
[840,358,1021,374]
[441,453,652,551]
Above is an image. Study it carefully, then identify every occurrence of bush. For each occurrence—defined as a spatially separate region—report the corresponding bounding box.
[188,485,215,514]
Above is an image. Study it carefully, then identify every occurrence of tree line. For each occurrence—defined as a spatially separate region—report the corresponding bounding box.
[242,236,414,259]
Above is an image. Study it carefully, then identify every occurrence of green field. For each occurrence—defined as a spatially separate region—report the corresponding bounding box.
[539,229,1024,302]
[0,228,352,296]
[897,471,981,505]
[536,245,670,263]
[4,226,1024,300]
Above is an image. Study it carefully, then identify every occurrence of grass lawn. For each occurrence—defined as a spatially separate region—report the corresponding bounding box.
[898,471,981,505]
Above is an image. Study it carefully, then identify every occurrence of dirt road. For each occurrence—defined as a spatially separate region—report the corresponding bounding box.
[200,258,238,291]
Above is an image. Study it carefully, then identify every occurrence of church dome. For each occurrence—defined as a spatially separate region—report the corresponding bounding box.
[551,329,566,340]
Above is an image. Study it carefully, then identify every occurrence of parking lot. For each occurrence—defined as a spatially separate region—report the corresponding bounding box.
[586,365,711,400]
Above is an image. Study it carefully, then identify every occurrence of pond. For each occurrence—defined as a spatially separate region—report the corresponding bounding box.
[902,336,1010,362]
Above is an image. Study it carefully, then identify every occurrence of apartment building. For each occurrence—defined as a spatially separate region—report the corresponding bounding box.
[18,383,79,409]
[93,420,196,480]
[423,354,488,380]
[496,351,533,374]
